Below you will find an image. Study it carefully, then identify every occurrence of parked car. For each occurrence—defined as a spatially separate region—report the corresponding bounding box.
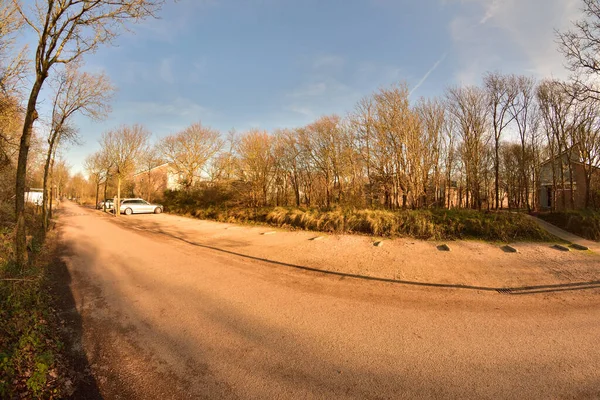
[97,199,114,210]
[119,198,163,215]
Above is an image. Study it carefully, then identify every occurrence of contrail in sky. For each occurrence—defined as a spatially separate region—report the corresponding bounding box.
[410,52,448,97]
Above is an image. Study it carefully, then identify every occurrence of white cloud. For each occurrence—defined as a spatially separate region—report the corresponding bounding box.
[448,0,581,83]
[287,82,328,98]
[159,58,175,84]
[479,0,500,24]
[312,54,345,70]
[122,98,212,120]
[285,105,314,118]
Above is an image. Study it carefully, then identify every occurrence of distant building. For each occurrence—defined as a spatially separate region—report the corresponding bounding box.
[24,188,44,206]
[538,147,600,210]
[132,163,181,201]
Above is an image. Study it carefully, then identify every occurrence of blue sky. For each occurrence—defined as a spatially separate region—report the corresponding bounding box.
[38,0,581,173]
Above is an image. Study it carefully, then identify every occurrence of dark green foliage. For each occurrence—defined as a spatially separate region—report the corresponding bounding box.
[1,209,67,399]
[538,210,600,241]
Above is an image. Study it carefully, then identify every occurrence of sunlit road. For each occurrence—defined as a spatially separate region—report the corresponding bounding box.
[57,201,600,399]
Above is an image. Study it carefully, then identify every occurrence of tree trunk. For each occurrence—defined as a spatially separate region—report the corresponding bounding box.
[49,186,54,223]
[41,153,51,232]
[103,175,109,212]
[116,177,121,216]
[41,140,57,232]
[15,76,45,267]
[495,139,500,210]
[95,180,100,208]
[568,163,575,209]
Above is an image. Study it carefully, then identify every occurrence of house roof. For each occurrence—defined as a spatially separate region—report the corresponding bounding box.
[133,162,171,177]
[539,144,600,170]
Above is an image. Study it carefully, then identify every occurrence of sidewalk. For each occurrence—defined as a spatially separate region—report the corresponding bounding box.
[526,214,600,253]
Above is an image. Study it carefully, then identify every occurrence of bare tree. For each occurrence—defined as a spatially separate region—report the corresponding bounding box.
[237,129,275,206]
[573,97,600,207]
[372,84,414,208]
[42,63,113,230]
[537,80,577,210]
[298,115,345,208]
[0,95,21,201]
[159,122,223,190]
[558,0,600,100]
[137,146,164,202]
[0,0,25,94]
[446,86,490,209]
[12,0,164,266]
[350,96,376,207]
[415,97,445,207]
[98,148,114,211]
[441,117,458,208]
[84,151,105,210]
[101,124,150,216]
[483,72,518,209]
[508,75,537,212]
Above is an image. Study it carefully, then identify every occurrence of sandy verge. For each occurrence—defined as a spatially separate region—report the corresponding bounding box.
[97,209,600,289]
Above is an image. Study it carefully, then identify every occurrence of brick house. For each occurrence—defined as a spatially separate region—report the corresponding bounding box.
[132,163,181,202]
[538,149,600,210]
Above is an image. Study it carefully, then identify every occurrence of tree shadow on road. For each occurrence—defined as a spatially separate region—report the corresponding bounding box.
[47,239,103,399]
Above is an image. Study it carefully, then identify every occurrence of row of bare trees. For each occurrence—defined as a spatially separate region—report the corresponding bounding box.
[0,0,165,267]
[86,75,599,213]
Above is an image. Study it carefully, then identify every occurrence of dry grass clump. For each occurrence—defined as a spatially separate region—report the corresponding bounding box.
[164,199,554,242]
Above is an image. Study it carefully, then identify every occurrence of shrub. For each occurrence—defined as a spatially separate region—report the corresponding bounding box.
[163,194,554,242]
[1,207,69,399]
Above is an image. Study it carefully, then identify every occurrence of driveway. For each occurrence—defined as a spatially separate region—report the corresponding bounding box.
[56,202,600,399]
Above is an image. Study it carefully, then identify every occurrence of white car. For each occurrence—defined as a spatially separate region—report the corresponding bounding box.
[97,199,114,210]
[119,198,163,215]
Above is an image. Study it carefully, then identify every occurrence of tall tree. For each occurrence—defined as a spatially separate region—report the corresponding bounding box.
[101,124,150,216]
[158,122,223,190]
[350,96,376,207]
[237,129,275,206]
[373,84,414,208]
[558,0,600,100]
[537,80,577,210]
[0,0,25,94]
[446,86,490,209]
[12,0,164,266]
[415,97,445,207]
[42,63,113,231]
[508,75,537,212]
[483,72,518,209]
[84,152,105,210]
[573,97,600,207]
[137,146,164,202]
[298,115,344,208]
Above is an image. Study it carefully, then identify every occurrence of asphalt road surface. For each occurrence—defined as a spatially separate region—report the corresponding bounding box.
[56,202,600,399]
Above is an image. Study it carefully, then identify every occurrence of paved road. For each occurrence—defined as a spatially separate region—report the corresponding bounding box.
[57,202,600,399]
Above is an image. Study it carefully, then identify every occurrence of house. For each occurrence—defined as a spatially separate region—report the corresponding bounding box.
[538,147,600,210]
[132,163,181,201]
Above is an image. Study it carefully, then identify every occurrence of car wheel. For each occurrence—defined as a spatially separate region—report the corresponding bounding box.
[154,207,162,214]
[124,208,133,216]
